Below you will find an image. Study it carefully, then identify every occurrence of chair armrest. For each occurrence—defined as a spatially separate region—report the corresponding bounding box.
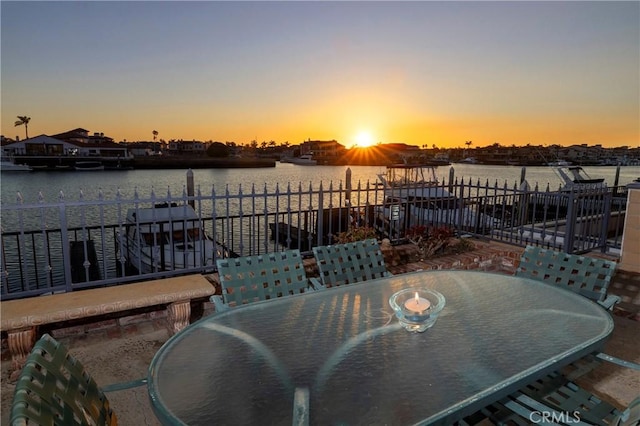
[210,295,230,313]
[102,378,147,392]
[596,352,640,371]
[598,294,621,311]
[309,277,326,290]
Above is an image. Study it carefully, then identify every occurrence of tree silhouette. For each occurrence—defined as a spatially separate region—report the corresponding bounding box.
[15,116,31,139]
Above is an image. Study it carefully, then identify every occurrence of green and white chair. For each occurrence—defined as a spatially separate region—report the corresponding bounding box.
[310,238,391,289]
[10,333,146,426]
[211,249,314,311]
[516,245,620,310]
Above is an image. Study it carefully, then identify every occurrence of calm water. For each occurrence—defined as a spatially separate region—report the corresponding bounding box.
[1,163,639,205]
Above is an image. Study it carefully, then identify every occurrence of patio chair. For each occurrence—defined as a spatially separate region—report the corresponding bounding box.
[211,249,313,311]
[516,245,620,310]
[459,388,640,426]
[518,372,640,426]
[310,238,391,289]
[517,246,639,381]
[10,333,146,426]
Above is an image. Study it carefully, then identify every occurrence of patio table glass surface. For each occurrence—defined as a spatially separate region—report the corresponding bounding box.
[147,270,613,426]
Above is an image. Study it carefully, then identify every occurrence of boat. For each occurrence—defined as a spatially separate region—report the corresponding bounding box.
[555,166,606,191]
[375,164,498,234]
[288,154,317,165]
[0,158,32,172]
[432,153,451,165]
[377,164,450,200]
[118,203,225,273]
[75,161,105,171]
[458,157,479,164]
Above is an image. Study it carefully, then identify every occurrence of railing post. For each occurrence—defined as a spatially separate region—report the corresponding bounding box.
[345,168,352,205]
[448,167,455,194]
[563,191,577,254]
[316,183,324,246]
[613,165,620,197]
[186,169,194,209]
[594,189,612,253]
[58,194,73,291]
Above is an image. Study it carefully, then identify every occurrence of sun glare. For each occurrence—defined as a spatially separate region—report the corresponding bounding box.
[355,131,374,148]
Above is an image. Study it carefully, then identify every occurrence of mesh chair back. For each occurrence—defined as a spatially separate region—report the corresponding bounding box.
[516,245,616,303]
[312,239,390,287]
[216,249,309,307]
[10,333,117,426]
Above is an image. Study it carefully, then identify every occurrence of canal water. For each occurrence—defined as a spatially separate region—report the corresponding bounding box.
[2,162,639,205]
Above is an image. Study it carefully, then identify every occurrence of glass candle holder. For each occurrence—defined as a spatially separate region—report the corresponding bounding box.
[389,288,446,332]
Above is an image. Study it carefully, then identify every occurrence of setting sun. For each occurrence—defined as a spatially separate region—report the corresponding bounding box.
[355,131,375,148]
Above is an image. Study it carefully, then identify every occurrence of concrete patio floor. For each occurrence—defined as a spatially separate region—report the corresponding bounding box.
[2,244,639,425]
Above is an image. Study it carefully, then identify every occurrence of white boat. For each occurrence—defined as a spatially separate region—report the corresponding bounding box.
[119,203,224,273]
[0,159,32,172]
[377,164,450,200]
[75,161,105,171]
[458,157,479,164]
[555,166,606,191]
[376,164,498,233]
[288,154,317,165]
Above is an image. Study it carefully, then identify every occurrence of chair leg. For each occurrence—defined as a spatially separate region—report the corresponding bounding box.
[7,327,37,381]
[293,387,309,426]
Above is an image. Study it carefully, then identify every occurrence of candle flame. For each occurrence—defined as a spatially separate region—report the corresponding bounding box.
[414,292,420,303]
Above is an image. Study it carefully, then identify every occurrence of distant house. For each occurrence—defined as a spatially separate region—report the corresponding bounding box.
[1,134,130,158]
[126,141,164,157]
[167,140,207,155]
[2,135,79,156]
[52,128,115,145]
[301,139,346,158]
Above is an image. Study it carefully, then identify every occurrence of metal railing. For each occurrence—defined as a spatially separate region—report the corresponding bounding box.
[1,176,628,300]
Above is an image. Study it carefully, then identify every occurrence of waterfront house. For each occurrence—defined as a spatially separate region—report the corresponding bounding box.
[1,135,130,158]
[52,128,114,145]
[167,139,207,155]
[300,139,346,163]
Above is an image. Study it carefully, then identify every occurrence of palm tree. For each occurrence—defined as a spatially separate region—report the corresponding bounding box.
[464,140,473,158]
[152,130,158,141]
[15,116,31,139]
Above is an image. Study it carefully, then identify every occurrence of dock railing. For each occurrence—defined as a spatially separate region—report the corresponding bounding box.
[1,171,628,300]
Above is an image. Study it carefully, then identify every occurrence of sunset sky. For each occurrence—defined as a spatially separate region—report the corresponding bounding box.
[2,1,638,148]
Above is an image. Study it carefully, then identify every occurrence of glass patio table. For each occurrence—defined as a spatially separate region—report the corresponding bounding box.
[147,270,613,425]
